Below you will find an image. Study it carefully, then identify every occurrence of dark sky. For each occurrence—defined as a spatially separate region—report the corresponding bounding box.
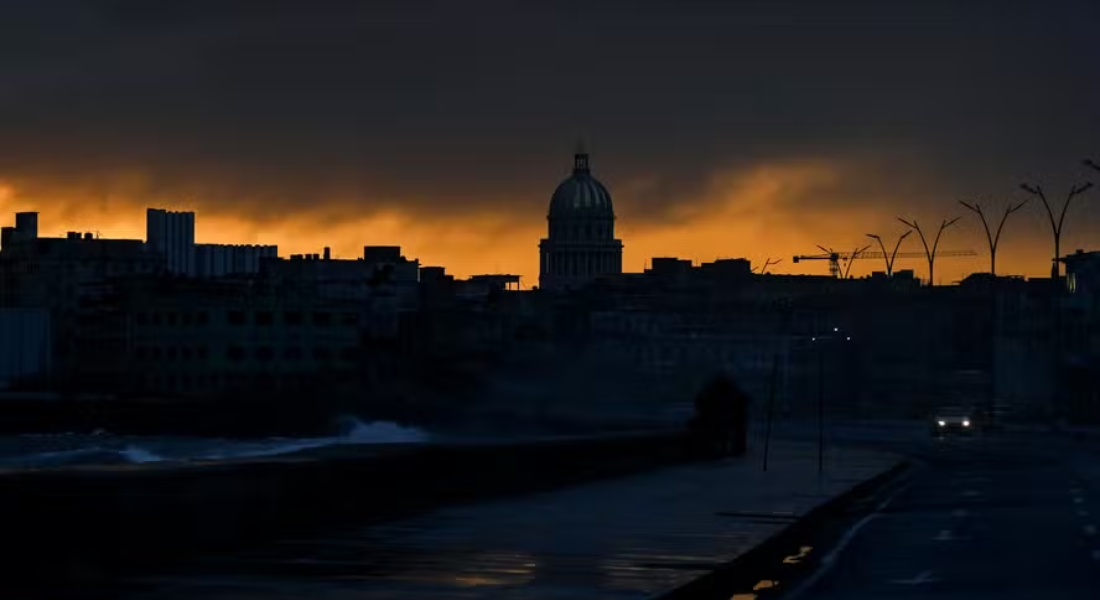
[1,0,1098,280]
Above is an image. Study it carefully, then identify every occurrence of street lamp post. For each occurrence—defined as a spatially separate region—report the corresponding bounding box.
[957,199,1028,277]
[866,231,912,277]
[898,216,963,287]
[1019,182,1093,279]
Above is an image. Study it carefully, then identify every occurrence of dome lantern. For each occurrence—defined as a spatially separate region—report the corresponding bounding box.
[573,152,590,175]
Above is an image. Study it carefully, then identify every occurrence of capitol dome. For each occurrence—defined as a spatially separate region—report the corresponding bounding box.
[548,153,614,218]
[538,150,623,292]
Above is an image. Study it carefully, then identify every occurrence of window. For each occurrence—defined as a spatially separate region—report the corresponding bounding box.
[196,346,208,360]
[196,312,209,325]
[228,310,246,325]
[167,347,177,360]
[152,313,162,325]
[284,347,303,360]
[341,347,358,361]
[167,312,177,325]
[255,346,274,361]
[182,312,192,325]
[313,347,331,361]
[341,313,358,326]
[227,346,245,361]
[313,312,332,326]
[182,347,192,360]
[256,311,274,326]
[135,347,147,359]
[136,312,148,325]
[285,311,303,325]
[151,347,161,360]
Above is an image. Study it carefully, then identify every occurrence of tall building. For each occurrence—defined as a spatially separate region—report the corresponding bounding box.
[538,151,623,291]
[1,212,39,250]
[146,208,196,275]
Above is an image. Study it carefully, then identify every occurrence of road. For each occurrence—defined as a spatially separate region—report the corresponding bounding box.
[97,441,896,600]
[793,432,1100,599]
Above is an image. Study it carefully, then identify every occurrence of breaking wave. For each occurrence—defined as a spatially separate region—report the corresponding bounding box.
[0,418,428,469]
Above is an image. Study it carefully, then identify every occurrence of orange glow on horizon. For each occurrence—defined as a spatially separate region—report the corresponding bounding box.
[0,163,1083,287]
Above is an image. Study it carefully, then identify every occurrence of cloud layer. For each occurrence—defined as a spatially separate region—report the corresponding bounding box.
[1,0,1099,283]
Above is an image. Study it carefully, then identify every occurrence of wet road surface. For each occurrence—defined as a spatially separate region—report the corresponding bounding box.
[102,441,896,600]
[793,433,1100,599]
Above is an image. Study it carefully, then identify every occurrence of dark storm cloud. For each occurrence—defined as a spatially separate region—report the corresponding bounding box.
[1,0,1098,224]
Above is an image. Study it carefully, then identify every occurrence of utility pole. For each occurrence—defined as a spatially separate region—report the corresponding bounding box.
[866,231,912,277]
[811,328,850,477]
[898,216,962,287]
[763,300,793,473]
[762,351,779,472]
[1020,182,1093,279]
[958,199,1028,276]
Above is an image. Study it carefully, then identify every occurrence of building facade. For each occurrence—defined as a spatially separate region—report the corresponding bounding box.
[538,152,623,291]
[261,246,421,338]
[0,308,51,389]
[195,243,278,278]
[0,216,166,383]
[75,277,364,399]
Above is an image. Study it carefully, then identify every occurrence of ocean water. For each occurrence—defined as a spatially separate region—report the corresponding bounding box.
[0,417,429,469]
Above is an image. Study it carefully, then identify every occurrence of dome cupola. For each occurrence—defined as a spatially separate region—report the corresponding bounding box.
[548,152,614,218]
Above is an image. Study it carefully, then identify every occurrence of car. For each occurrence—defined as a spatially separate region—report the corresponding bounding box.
[931,409,977,436]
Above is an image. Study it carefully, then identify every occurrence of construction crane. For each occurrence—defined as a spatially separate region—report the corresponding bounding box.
[793,247,977,279]
[792,245,870,279]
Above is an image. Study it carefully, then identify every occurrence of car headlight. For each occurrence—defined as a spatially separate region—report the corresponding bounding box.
[938,420,946,427]
[963,420,970,427]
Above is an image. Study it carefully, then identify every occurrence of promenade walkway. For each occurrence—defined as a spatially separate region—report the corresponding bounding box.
[115,441,899,600]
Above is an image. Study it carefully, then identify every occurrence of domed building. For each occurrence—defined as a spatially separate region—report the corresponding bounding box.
[538,151,623,291]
